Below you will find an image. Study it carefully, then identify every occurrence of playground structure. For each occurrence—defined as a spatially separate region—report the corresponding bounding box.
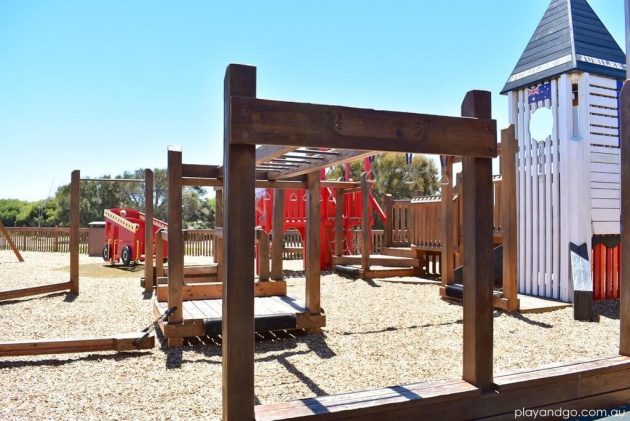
[209,58,630,419]
[255,165,382,271]
[102,208,168,266]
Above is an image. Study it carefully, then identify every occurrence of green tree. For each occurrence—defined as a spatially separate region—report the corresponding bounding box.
[0,199,28,226]
[328,153,439,204]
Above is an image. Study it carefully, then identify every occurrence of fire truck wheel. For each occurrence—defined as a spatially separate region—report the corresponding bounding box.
[121,245,132,266]
[102,245,110,262]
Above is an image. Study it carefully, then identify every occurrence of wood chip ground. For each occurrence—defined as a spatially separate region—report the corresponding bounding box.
[0,251,620,420]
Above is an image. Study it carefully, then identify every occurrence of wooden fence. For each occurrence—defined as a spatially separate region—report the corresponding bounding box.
[0,227,89,254]
[0,227,385,259]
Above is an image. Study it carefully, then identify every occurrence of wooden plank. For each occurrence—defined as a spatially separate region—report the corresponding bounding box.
[144,169,154,292]
[361,173,370,272]
[0,221,23,262]
[440,156,454,286]
[620,81,630,356]
[271,189,284,280]
[383,195,393,247]
[461,90,494,390]
[222,63,256,421]
[257,229,270,281]
[156,280,287,302]
[0,332,154,357]
[360,267,422,279]
[255,145,298,164]
[501,126,518,311]
[0,281,71,302]
[70,170,80,295]
[267,150,375,180]
[332,255,419,267]
[230,96,497,158]
[181,163,219,179]
[334,189,343,257]
[167,146,184,347]
[305,171,321,329]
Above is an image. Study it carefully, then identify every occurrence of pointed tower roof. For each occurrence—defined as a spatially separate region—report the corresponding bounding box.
[501,0,626,94]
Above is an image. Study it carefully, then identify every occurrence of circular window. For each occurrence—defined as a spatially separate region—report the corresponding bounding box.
[529,107,554,142]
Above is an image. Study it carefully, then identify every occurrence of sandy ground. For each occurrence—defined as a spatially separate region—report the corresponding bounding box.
[0,251,621,420]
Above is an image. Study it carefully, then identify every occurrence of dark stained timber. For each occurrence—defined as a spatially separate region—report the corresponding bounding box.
[230,96,497,157]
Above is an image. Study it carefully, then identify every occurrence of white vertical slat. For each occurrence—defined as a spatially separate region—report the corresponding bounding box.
[557,74,573,302]
[579,73,594,284]
[531,107,540,297]
[536,99,547,298]
[508,91,522,296]
[544,116,553,298]
[551,79,561,300]
[517,89,527,294]
[523,89,533,295]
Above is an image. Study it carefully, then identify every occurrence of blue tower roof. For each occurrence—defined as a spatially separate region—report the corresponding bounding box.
[501,0,626,94]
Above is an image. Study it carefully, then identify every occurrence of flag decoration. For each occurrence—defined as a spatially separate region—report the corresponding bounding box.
[528,82,551,104]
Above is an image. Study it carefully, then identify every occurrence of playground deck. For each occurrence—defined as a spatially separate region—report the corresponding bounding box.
[154,295,324,337]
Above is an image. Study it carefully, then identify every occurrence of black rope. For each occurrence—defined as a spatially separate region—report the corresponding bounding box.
[134,306,177,345]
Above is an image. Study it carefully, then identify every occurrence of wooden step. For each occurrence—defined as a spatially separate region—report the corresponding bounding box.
[359,267,422,279]
[156,280,287,302]
[332,254,420,267]
[164,264,217,276]
[380,247,419,258]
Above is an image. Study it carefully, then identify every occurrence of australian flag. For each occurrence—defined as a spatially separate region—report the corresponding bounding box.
[528,82,551,104]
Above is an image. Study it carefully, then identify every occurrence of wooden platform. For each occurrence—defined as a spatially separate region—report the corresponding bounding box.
[255,356,630,420]
[154,295,325,338]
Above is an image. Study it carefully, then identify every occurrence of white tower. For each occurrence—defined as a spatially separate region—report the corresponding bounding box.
[502,0,627,302]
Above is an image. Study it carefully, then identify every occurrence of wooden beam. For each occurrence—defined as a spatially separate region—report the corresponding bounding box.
[255,145,298,164]
[383,194,393,247]
[271,189,285,280]
[334,189,344,257]
[266,150,375,180]
[0,333,154,357]
[144,169,154,293]
[167,146,184,348]
[361,173,370,272]
[441,156,454,286]
[70,170,80,295]
[257,229,270,281]
[0,221,23,262]
[181,163,219,179]
[500,126,519,312]
[230,96,497,158]
[621,81,630,356]
[305,171,321,330]
[222,63,257,421]
[0,281,71,302]
[461,90,494,390]
[156,280,286,302]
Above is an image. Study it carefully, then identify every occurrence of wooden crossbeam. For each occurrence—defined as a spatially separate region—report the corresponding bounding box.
[155,280,286,302]
[267,150,374,180]
[230,96,497,157]
[182,163,219,179]
[256,145,298,164]
[0,332,154,357]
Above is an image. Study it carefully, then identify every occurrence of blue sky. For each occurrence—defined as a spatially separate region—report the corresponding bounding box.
[0,0,626,201]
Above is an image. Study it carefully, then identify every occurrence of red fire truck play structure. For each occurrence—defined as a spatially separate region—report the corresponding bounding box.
[102,208,168,266]
[255,162,386,270]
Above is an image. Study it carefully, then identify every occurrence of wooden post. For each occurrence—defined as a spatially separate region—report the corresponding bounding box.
[70,170,80,295]
[144,169,154,292]
[334,189,344,257]
[167,147,184,348]
[155,229,164,279]
[0,221,23,262]
[360,173,371,272]
[383,194,393,247]
[306,171,321,325]
[258,229,270,281]
[271,189,285,280]
[222,64,256,421]
[441,156,454,286]
[215,187,224,227]
[620,82,630,356]
[461,91,494,390]
[500,126,519,312]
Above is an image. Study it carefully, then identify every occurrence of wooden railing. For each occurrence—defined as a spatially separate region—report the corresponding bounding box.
[384,176,504,250]
[184,229,215,256]
[0,227,89,254]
